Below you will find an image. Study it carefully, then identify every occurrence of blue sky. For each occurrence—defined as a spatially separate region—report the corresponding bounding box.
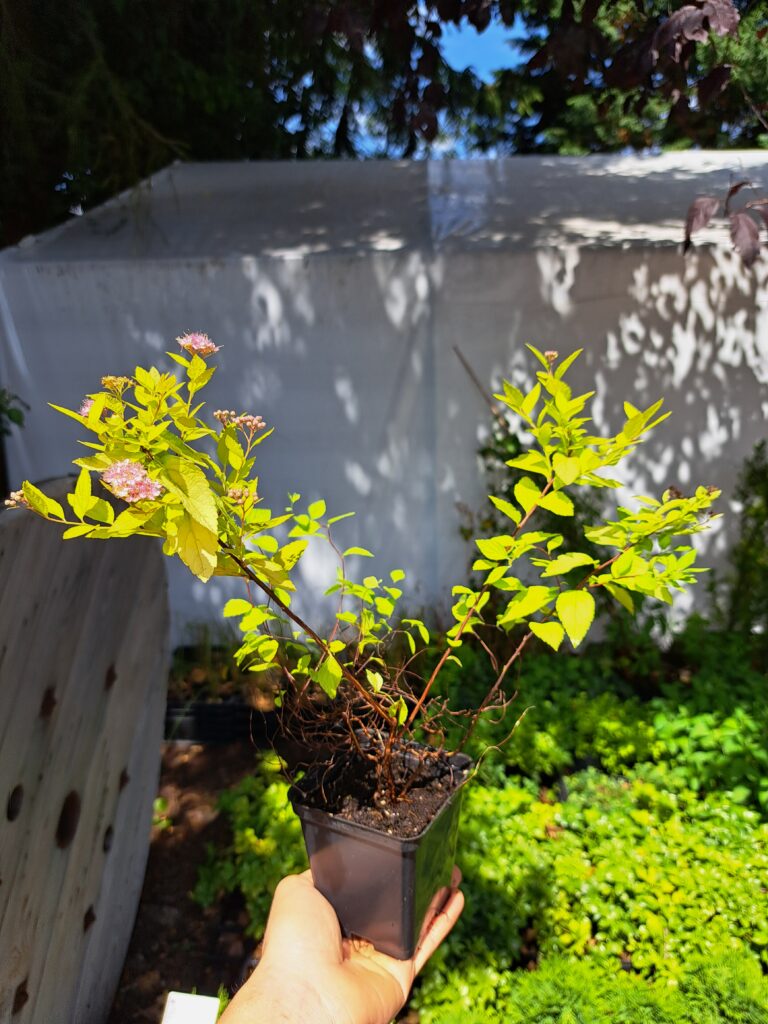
[440,18,523,83]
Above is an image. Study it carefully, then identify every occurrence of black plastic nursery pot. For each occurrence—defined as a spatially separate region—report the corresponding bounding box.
[290,751,471,960]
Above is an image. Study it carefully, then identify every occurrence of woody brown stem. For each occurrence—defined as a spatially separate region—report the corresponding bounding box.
[406,478,555,728]
[221,545,391,724]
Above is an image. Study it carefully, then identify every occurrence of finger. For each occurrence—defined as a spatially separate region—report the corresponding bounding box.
[413,885,464,975]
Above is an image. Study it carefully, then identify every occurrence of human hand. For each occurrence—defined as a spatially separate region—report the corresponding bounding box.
[220,866,464,1024]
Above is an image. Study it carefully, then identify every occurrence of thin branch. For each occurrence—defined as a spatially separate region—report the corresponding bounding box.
[221,544,391,724]
[453,345,507,428]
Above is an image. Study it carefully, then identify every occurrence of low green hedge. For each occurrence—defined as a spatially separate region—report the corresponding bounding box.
[435,631,768,812]
[439,768,768,983]
[196,759,768,1020]
[416,951,768,1024]
[195,630,768,1021]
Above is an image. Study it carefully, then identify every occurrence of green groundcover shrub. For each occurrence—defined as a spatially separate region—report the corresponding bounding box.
[196,743,768,1021]
[434,625,768,813]
[415,952,768,1024]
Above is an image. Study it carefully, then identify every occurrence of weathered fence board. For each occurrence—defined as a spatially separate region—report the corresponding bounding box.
[0,484,169,1024]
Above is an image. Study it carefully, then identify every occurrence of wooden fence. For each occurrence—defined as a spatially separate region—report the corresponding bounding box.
[0,483,169,1023]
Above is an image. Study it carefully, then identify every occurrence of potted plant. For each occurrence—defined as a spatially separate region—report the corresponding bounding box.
[6,335,719,958]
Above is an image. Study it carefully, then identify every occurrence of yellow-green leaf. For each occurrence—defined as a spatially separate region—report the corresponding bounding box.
[68,467,93,519]
[603,581,635,614]
[514,476,540,514]
[521,383,541,418]
[223,598,253,618]
[279,539,308,569]
[162,457,217,533]
[366,669,384,693]
[538,490,574,517]
[62,524,95,539]
[499,585,556,627]
[489,494,522,524]
[529,621,565,651]
[556,589,595,649]
[176,513,218,581]
[554,349,582,379]
[22,481,65,520]
[475,537,509,561]
[541,552,596,577]
[313,656,342,698]
[506,452,550,479]
[387,696,408,725]
[553,454,580,487]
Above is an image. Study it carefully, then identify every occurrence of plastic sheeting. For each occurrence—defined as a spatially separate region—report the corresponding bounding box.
[2,154,768,640]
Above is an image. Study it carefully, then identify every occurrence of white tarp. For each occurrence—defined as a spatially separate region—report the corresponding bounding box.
[2,153,767,640]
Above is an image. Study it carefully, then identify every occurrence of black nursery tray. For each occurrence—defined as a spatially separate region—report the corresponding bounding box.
[164,700,277,745]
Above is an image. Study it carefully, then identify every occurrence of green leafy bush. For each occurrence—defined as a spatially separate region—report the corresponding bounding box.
[433,629,768,811]
[197,757,768,996]
[197,631,768,1021]
[415,951,768,1024]
[193,755,306,928]
[712,440,768,658]
[446,769,768,983]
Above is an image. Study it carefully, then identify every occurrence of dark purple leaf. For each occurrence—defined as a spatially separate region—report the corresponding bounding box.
[526,46,550,71]
[730,212,760,266]
[725,180,753,212]
[435,0,461,22]
[414,103,438,141]
[684,196,720,251]
[670,93,691,128]
[417,42,439,77]
[606,38,655,89]
[702,0,740,37]
[466,0,492,32]
[498,0,517,26]
[652,7,707,63]
[747,203,768,236]
[698,64,731,107]
[423,81,446,107]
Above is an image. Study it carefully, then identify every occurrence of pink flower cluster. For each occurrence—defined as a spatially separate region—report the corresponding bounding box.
[214,410,266,432]
[177,332,220,358]
[79,398,94,417]
[101,460,164,504]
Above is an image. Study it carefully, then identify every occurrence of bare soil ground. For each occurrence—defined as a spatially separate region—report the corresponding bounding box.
[107,741,258,1024]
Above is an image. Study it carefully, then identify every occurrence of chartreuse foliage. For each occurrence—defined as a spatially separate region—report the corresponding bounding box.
[451,346,719,665]
[17,346,432,733]
[17,340,719,773]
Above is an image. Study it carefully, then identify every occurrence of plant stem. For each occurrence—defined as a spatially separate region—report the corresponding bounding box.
[221,544,392,724]
[407,478,555,728]
[457,631,533,751]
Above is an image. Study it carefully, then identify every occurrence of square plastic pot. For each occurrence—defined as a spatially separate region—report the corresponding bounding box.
[290,751,471,959]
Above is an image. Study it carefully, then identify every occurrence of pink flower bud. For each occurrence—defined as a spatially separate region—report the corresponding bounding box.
[4,489,29,508]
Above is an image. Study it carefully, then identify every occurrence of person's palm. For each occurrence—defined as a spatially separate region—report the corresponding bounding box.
[222,868,464,1024]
